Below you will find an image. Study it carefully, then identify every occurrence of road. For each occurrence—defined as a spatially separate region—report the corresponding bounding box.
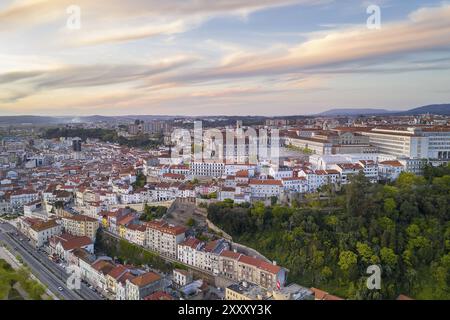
[0,221,102,300]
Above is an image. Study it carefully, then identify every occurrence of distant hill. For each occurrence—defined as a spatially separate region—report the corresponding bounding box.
[0,115,64,125]
[0,115,179,125]
[0,104,448,125]
[318,108,391,116]
[318,104,450,116]
[396,104,450,116]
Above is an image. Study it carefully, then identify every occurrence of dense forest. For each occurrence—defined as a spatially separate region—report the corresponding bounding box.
[42,128,163,149]
[208,165,450,299]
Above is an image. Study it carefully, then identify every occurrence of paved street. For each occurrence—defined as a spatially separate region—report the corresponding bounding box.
[0,221,102,300]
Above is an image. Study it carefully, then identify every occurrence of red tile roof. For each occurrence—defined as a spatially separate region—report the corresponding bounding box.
[238,255,282,274]
[310,287,344,300]
[91,260,115,275]
[380,160,403,167]
[29,219,60,232]
[130,272,161,287]
[126,224,146,232]
[64,215,97,223]
[146,220,186,236]
[108,265,128,280]
[220,250,242,260]
[51,233,92,251]
[180,237,202,249]
[249,179,282,186]
[144,291,173,300]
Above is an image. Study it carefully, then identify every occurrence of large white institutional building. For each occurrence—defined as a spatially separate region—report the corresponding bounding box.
[361,127,450,160]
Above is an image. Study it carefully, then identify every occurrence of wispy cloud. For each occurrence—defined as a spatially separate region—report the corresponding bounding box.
[186,5,450,79]
[1,1,450,115]
[0,0,329,46]
[0,55,196,102]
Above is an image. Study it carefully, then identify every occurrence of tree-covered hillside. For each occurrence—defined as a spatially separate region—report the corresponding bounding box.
[208,165,450,299]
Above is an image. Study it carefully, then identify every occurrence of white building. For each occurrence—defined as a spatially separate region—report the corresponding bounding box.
[358,160,379,183]
[269,165,293,180]
[19,218,62,248]
[177,237,203,267]
[332,163,364,185]
[173,269,192,287]
[361,127,450,160]
[224,164,256,177]
[146,220,186,259]
[190,161,225,178]
[281,177,308,193]
[379,160,405,181]
[249,179,282,199]
[9,189,39,207]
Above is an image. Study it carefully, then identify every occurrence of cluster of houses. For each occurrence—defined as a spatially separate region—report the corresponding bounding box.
[15,201,287,300]
[100,208,287,291]
[0,135,410,220]
[0,135,417,301]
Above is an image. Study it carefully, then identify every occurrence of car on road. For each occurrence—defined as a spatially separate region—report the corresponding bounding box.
[58,287,64,292]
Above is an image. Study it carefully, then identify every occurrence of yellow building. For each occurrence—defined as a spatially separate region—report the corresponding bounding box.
[119,225,126,238]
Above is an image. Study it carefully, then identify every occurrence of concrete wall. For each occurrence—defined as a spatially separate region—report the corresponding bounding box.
[205,218,233,241]
[110,200,175,212]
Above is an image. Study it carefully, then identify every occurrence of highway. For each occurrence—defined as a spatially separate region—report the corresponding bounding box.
[0,221,102,300]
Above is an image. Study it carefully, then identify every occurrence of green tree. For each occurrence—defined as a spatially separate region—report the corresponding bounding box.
[380,247,398,269]
[338,251,357,274]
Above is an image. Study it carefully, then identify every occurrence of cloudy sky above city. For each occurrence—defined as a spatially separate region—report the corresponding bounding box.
[1,0,450,116]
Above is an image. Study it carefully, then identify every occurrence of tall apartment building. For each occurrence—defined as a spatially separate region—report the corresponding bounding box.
[177,237,203,267]
[145,220,186,259]
[61,214,99,240]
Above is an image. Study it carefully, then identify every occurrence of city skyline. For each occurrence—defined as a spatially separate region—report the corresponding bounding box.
[1,0,450,116]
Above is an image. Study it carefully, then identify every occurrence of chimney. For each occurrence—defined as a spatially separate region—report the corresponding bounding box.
[273,260,277,266]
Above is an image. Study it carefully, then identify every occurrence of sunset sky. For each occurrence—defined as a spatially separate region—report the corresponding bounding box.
[1,0,450,116]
